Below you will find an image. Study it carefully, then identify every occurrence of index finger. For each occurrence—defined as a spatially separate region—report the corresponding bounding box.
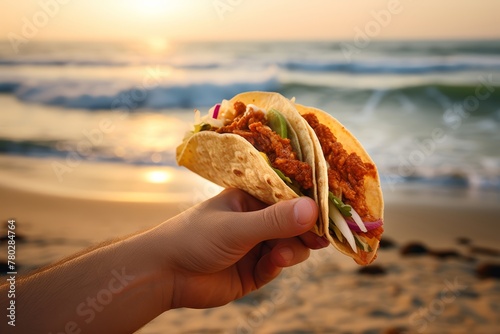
[217,188,269,212]
[298,231,330,250]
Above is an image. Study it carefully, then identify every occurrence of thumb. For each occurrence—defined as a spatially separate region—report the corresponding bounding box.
[236,197,318,246]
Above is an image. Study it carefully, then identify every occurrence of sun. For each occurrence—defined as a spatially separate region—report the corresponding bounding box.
[140,0,168,15]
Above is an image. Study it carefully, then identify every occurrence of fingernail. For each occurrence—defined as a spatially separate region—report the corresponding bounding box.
[317,236,330,248]
[293,198,315,226]
[279,247,294,263]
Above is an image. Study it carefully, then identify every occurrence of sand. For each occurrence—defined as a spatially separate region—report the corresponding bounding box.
[1,157,499,334]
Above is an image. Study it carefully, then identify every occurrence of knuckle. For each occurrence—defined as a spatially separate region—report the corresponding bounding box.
[262,204,290,236]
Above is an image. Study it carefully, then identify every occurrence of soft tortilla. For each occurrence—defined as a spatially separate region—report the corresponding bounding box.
[177,92,322,236]
[295,103,384,265]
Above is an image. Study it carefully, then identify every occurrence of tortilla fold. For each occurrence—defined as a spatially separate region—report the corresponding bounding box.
[295,103,384,265]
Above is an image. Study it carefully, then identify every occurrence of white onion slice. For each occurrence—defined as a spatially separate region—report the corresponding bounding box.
[194,109,201,124]
[200,106,224,128]
[350,207,367,233]
[204,117,224,128]
[329,201,357,253]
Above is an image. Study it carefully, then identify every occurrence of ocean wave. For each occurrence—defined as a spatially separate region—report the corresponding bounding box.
[380,170,500,191]
[0,81,21,93]
[0,139,63,157]
[5,78,280,110]
[0,59,130,67]
[0,58,223,70]
[289,80,500,95]
[282,56,500,74]
[2,54,500,75]
[3,75,500,111]
[281,81,500,108]
[362,40,500,56]
[398,83,500,101]
[0,138,178,166]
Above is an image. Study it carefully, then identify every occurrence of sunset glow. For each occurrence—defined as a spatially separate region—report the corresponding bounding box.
[1,0,499,44]
[122,0,188,18]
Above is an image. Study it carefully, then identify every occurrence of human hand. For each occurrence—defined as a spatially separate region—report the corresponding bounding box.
[151,188,328,310]
[3,188,327,333]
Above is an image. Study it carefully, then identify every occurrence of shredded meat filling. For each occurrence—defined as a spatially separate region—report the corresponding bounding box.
[217,102,313,190]
[302,113,376,221]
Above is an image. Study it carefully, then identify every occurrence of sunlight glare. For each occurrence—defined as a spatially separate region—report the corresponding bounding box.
[145,170,171,184]
[146,37,171,53]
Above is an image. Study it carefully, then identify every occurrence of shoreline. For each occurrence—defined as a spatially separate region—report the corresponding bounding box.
[0,154,221,204]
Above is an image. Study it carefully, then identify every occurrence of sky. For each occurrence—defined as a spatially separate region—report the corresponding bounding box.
[1,0,500,43]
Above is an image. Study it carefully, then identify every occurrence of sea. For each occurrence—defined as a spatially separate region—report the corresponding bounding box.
[2,40,500,334]
[1,39,500,194]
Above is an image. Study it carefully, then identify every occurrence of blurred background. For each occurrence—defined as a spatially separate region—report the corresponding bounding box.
[1,1,499,333]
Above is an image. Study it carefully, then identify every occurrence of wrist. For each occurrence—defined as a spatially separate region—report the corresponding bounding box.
[139,223,177,312]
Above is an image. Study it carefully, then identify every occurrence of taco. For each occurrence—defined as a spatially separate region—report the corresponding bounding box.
[176,92,323,236]
[176,91,384,264]
[296,104,384,265]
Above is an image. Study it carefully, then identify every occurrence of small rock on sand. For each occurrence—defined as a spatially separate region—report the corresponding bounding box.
[379,237,397,250]
[429,249,462,260]
[476,263,500,279]
[400,242,429,256]
[383,327,409,334]
[456,237,471,245]
[358,265,387,276]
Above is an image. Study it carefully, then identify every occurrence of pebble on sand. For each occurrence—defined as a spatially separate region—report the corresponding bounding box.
[456,237,471,245]
[400,242,429,256]
[476,263,500,279]
[379,237,397,250]
[357,265,387,276]
[429,249,462,260]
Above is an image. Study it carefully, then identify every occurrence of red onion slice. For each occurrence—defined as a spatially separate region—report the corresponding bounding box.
[346,218,383,233]
[213,104,221,119]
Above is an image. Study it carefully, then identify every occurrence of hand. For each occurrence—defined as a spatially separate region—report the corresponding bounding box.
[2,188,327,333]
[152,188,328,310]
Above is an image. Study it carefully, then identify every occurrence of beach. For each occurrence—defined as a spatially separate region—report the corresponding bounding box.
[1,38,500,333]
[1,156,499,334]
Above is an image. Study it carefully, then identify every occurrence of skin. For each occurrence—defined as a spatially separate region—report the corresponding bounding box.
[0,188,328,333]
